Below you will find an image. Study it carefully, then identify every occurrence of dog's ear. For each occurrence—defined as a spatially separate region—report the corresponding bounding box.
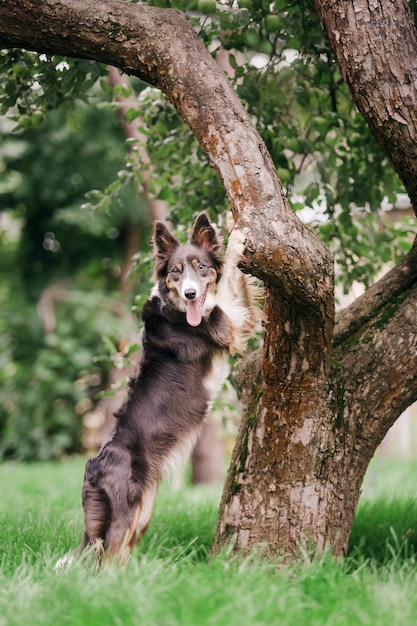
[153,221,179,257]
[190,213,220,252]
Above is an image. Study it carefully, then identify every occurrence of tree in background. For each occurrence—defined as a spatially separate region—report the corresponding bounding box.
[0,0,416,558]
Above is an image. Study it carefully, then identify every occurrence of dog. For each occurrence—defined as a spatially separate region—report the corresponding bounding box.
[74,213,260,565]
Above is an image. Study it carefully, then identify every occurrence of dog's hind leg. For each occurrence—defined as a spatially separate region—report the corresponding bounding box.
[81,479,111,559]
[54,477,110,570]
[103,482,158,564]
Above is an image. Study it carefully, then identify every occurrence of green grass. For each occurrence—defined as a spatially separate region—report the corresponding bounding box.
[1,456,417,625]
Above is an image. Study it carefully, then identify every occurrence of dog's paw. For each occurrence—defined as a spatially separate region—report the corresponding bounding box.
[208,306,234,348]
[226,228,248,262]
[54,551,77,571]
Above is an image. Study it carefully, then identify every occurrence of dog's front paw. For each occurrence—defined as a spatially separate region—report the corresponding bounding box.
[226,228,248,263]
[208,306,234,348]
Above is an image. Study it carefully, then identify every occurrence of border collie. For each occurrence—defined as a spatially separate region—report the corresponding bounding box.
[69,213,260,565]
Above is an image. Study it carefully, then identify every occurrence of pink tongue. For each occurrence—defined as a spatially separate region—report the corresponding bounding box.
[186,299,203,327]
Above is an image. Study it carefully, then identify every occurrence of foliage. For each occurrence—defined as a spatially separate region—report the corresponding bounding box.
[0,282,138,461]
[125,86,229,230]
[1,2,414,285]
[0,51,106,127]
[0,96,149,297]
[1,458,417,625]
[0,80,147,460]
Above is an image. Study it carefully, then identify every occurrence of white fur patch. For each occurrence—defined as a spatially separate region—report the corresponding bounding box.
[162,428,201,479]
[150,283,160,298]
[134,483,158,541]
[204,353,230,402]
[180,278,202,300]
[202,284,218,316]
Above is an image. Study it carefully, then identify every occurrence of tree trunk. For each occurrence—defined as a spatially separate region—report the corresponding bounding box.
[213,241,417,557]
[311,0,417,214]
[212,289,340,557]
[1,0,417,559]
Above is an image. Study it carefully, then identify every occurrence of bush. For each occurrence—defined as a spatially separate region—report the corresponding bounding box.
[0,286,137,461]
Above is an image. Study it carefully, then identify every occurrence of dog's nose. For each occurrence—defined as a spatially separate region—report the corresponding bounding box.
[184,288,197,300]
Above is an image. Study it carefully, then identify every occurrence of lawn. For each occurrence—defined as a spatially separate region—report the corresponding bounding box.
[1,455,417,625]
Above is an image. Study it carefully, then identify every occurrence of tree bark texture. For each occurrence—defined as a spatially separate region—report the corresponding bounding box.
[1,0,416,558]
[311,0,417,214]
[214,242,417,557]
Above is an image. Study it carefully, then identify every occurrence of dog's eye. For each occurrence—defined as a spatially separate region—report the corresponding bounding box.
[198,263,205,271]
[172,268,179,275]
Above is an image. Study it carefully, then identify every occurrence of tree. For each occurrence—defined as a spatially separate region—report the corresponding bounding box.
[1,0,416,558]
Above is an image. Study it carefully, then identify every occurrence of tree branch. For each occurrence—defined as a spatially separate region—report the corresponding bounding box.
[0,0,333,312]
[333,237,417,450]
[334,238,417,347]
[312,0,417,214]
[336,280,417,447]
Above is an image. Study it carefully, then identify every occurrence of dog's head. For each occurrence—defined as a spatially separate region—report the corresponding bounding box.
[153,213,224,326]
